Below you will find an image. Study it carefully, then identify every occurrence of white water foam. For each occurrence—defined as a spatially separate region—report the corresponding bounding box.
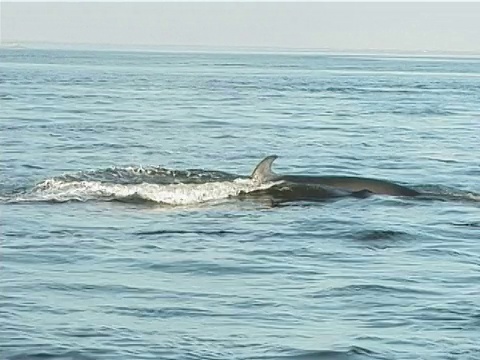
[9,178,278,206]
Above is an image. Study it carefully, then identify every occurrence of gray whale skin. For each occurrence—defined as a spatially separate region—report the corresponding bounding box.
[251,155,419,197]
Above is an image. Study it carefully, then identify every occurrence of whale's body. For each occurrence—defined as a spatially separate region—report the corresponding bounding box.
[251,155,419,197]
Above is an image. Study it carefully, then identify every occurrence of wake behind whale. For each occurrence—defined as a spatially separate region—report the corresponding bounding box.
[4,172,273,206]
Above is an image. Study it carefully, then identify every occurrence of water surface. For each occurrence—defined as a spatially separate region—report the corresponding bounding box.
[1,48,479,360]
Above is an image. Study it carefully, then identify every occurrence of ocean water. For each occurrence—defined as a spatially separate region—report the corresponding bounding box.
[1,47,479,360]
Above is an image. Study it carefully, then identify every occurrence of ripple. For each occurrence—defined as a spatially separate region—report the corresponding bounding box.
[7,351,96,360]
[140,259,282,275]
[107,305,217,319]
[255,346,386,360]
[452,222,480,228]
[315,284,441,298]
[353,230,410,241]
[135,229,247,236]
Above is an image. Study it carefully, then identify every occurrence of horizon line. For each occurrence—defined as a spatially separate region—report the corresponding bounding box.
[2,40,480,58]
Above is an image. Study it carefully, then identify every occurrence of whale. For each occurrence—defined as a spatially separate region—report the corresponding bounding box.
[251,155,420,197]
[239,180,374,205]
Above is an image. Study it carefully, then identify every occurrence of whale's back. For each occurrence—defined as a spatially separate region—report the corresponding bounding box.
[281,175,419,197]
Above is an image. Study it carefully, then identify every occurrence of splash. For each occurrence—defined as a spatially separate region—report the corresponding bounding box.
[51,165,241,185]
[5,166,277,206]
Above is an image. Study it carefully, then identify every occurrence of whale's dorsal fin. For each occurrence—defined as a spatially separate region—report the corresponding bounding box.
[251,155,278,183]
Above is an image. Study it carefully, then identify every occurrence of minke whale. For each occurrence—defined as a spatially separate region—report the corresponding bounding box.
[250,155,420,198]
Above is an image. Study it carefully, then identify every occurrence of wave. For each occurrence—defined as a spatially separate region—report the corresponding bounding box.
[255,346,387,360]
[49,165,242,185]
[5,178,277,206]
[414,185,480,203]
[354,229,408,241]
[6,351,95,360]
[321,283,441,297]
[4,346,386,360]
[1,166,278,206]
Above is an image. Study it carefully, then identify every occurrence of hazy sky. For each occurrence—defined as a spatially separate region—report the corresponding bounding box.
[2,2,480,53]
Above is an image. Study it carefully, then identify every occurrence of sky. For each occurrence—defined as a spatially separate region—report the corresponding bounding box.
[1,2,480,53]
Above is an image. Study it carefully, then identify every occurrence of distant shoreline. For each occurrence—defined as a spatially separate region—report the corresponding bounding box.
[2,41,480,58]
